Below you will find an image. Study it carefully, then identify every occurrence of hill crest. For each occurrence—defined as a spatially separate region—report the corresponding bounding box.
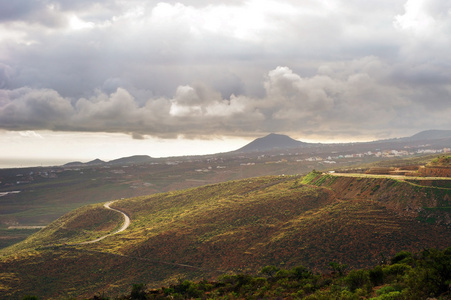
[235,133,309,153]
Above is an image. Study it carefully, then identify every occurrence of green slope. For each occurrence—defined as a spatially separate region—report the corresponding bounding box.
[1,174,450,299]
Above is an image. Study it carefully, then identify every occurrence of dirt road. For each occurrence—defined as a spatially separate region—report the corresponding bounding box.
[78,200,130,245]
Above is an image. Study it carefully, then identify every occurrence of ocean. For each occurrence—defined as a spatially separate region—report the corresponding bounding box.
[0,158,73,169]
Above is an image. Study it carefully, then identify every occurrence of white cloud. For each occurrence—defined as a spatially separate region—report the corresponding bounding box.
[394,0,451,35]
[69,15,95,30]
[18,130,43,138]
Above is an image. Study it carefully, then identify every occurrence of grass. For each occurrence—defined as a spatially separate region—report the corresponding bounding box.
[0,227,41,249]
[1,173,450,299]
[1,203,124,255]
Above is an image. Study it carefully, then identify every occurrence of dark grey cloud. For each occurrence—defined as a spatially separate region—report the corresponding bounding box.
[0,63,14,88]
[0,0,450,141]
[0,0,67,27]
[1,61,450,140]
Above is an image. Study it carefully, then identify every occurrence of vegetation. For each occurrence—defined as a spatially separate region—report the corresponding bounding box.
[1,203,123,255]
[428,155,451,167]
[76,247,451,299]
[302,171,451,227]
[1,171,450,299]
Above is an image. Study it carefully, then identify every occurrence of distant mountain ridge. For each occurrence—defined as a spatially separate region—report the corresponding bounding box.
[405,129,451,141]
[64,155,154,167]
[107,155,155,165]
[63,130,451,165]
[235,130,451,154]
[64,159,105,167]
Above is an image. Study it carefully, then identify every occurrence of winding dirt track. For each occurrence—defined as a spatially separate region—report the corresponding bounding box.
[63,201,223,272]
[78,200,130,245]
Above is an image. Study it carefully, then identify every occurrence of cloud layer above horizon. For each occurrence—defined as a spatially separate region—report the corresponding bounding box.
[1,0,450,141]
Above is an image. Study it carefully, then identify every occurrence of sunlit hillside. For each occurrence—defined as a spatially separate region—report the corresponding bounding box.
[1,170,450,299]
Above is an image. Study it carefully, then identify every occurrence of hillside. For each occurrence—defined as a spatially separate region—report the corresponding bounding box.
[86,247,451,299]
[2,130,450,250]
[1,172,451,299]
[303,171,451,226]
[407,129,451,141]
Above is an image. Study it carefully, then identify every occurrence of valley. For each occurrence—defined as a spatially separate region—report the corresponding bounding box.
[1,130,450,249]
[1,157,450,298]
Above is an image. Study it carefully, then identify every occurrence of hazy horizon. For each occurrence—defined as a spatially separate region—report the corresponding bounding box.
[2,128,447,169]
[0,130,383,169]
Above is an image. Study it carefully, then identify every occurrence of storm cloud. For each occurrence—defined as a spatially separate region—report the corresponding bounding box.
[1,0,450,141]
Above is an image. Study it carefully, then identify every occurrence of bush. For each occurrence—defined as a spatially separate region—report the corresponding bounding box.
[404,248,451,299]
[369,265,384,286]
[275,269,291,279]
[345,269,369,292]
[329,261,347,276]
[260,265,280,278]
[390,251,412,264]
[130,283,147,300]
[375,285,401,296]
[383,263,411,277]
[291,265,314,280]
[370,291,403,300]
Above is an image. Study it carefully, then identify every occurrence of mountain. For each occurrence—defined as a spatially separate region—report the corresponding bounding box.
[235,133,309,153]
[107,155,155,165]
[64,158,105,167]
[405,129,451,141]
[1,168,450,299]
[233,129,451,155]
[64,155,154,167]
[61,130,451,166]
[85,158,105,165]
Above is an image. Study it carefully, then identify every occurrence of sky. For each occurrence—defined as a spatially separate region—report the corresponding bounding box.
[1,0,451,166]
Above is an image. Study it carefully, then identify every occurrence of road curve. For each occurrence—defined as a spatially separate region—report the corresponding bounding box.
[78,200,130,245]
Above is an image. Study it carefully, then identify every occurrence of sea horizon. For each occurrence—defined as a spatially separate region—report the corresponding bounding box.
[0,158,75,169]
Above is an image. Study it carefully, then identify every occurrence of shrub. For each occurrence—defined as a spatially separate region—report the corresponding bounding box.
[291,265,313,280]
[371,291,403,300]
[130,283,147,300]
[369,265,384,286]
[275,269,291,279]
[329,261,347,276]
[376,285,401,296]
[404,248,451,298]
[390,251,412,264]
[383,263,411,277]
[345,269,369,292]
[260,265,280,278]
